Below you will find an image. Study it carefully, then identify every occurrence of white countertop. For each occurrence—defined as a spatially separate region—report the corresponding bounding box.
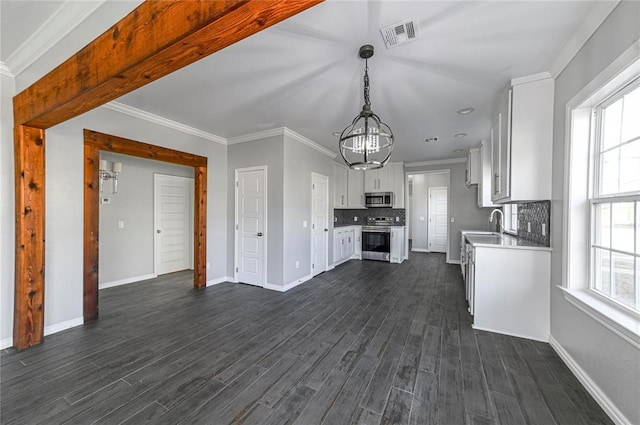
[461,230,552,252]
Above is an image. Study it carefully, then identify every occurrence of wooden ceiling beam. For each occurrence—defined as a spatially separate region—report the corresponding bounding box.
[13,0,323,129]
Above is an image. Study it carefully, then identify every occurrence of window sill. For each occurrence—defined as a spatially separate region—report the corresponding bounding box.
[559,286,640,349]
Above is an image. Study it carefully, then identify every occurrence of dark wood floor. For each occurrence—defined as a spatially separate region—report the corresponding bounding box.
[1,253,612,425]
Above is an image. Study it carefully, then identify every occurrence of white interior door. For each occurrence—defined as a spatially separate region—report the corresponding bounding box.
[236,167,266,286]
[428,187,448,253]
[154,174,193,275]
[311,173,328,276]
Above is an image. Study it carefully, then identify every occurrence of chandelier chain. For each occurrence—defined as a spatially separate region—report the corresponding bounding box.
[363,58,371,106]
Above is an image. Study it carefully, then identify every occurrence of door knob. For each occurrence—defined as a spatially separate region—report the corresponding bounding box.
[324,228,328,232]
[157,230,161,233]
[257,232,263,237]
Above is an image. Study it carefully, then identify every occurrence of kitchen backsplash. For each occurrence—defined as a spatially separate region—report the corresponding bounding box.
[334,208,406,226]
[517,201,550,246]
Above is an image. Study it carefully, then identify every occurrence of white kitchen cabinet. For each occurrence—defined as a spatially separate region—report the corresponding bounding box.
[333,226,357,265]
[354,226,362,259]
[470,243,550,341]
[392,163,405,208]
[390,226,405,264]
[347,169,365,208]
[477,139,498,208]
[364,165,394,193]
[333,164,348,208]
[465,148,479,187]
[491,75,554,203]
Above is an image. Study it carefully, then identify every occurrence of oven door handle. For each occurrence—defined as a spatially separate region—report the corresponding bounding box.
[363,229,391,233]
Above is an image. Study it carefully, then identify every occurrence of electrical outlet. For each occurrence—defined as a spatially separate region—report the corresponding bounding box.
[303,220,308,228]
[395,217,399,222]
[206,262,211,270]
[118,220,125,229]
[295,261,299,269]
[354,216,358,221]
[527,222,531,233]
[542,223,546,236]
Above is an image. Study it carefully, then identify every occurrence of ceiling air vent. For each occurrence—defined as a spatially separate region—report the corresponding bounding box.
[380,18,419,49]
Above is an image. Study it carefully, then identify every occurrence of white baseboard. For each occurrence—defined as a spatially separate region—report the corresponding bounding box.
[448,259,461,265]
[264,274,313,292]
[471,325,549,343]
[207,276,234,287]
[44,317,84,337]
[326,265,335,271]
[549,335,631,425]
[411,248,430,253]
[99,273,156,290]
[0,337,13,350]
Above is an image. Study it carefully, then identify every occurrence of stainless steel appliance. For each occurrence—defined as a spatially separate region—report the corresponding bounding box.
[362,217,393,261]
[365,192,393,208]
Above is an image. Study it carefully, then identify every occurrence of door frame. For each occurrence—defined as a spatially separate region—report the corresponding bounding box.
[83,130,207,323]
[153,174,195,275]
[405,169,452,263]
[427,186,448,254]
[311,172,329,276]
[234,165,268,287]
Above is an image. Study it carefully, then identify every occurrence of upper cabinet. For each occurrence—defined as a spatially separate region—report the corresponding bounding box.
[491,74,554,203]
[477,139,498,208]
[333,163,348,208]
[465,148,479,187]
[364,163,405,208]
[347,169,365,208]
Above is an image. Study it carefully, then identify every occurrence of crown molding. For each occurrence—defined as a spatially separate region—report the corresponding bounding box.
[405,158,467,168]
[511,71,553,86]
[103,101,227,145]
[283,128,337,159]
[0,62,14,78]
[228,127,336,158]
[5,1,106,77]
[549,1,620,79]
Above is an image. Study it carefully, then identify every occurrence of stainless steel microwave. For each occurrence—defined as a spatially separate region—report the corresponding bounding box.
[365,192,393,208]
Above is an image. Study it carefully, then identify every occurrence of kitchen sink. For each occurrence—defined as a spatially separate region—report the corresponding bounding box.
[465,234,503,245]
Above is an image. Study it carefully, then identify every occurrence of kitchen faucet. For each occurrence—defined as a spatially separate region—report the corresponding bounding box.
[489,208,504,234]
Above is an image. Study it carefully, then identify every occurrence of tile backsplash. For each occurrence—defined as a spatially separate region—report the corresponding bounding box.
[334,208,406,226]
[517,201,550,246]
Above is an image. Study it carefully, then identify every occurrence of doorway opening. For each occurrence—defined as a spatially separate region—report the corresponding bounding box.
[406,170,451,261]
[83,130,207,323]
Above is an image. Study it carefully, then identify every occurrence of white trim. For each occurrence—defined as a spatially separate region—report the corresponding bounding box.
[549,2,621,79]
[44,317,84,337]
[549,335,632,425]
[559,287,640,349]
[411,248,431,253]
[0,338,13,350]
[104,102,227,144]
[5,1,106,77]
[427,186,448,254]
[228,127,336,159]
[0,62,14,77]
[405,158,466,168]
[471,324,549,343]
[447,259,461,265]
[264,274,312,292]
[511,71,553,86]
[99,273,157,290]
[207,276,234,286]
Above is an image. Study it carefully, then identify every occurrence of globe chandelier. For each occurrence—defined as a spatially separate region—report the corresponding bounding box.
[338,44,394,171]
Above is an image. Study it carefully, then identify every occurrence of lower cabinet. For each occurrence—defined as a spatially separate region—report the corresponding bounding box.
[390,227,405,264]
[334,226,359,265]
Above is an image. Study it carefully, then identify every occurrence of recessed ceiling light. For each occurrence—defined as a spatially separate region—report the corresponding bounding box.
[332,131,341,136]
[454,132,467,138]
[457,107,474,115]
[454,149,465,153]
[424,137,439,143]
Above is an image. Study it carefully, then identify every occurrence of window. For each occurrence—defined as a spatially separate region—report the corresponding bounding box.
[591,82,640,311]
[503,204,518,234]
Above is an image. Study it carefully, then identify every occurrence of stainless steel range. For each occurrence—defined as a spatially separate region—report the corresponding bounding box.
[361,217,393,261]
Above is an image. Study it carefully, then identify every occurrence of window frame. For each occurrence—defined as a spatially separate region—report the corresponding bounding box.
[503,204,518,235]
[561,50,640,349]
[588,79,640,312]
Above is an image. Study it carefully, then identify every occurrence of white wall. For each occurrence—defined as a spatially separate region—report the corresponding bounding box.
[98,152,193,286]
[1,72,16,347]
[550,3,640,424]
[409,172,448,251]
[283,135,334,286]
[407,163,493,262]
[227,136,285,285]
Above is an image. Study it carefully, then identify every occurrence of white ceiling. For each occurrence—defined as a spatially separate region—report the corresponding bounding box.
[1,0,613,162]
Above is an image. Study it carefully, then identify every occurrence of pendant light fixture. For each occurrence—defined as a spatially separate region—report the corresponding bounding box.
[339,44,394,171]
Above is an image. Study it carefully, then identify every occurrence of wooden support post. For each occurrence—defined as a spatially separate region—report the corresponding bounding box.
[83,144,100,322]
[13,125,46,349]
[194,166,208,289]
